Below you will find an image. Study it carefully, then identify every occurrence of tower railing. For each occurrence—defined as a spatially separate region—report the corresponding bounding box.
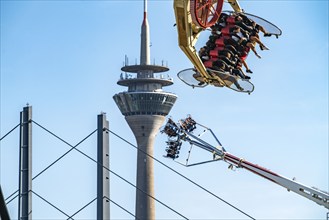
[123,55,168,68]
[119,72,173,81]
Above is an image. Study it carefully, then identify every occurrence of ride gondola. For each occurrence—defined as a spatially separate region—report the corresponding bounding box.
[173,0,282,94]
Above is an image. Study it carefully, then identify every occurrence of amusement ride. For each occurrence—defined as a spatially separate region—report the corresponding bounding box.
[163,0,329,212]
[161,116,329,209]
[174,0,281,94]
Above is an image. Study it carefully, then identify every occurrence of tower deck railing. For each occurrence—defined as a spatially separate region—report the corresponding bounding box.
[119,72,173,81]
[123,56,168,68]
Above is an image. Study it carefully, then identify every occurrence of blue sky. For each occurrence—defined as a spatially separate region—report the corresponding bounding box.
[1,0,328,219]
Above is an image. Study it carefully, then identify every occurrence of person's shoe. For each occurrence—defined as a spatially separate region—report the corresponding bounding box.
[262,45,270,50]
[246,69,253,74]
[260,45,264,51]
[256,54,261,59]
[264,33,272,37]
[198,82,205,86]
[244,75,251,80]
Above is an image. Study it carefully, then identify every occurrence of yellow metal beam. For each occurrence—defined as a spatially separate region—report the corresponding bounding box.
[227,0,242,13]
[173,0,213,83]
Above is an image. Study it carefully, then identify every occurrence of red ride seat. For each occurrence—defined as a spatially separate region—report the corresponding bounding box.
[215,46,224,51]
[226,16,236,24]
[221,35,230,40]
[209,50,219,58]
[203,60,213,68]
[240,47,250,60]
[209,45,224,58]
[221,26,231,36]
[215,38,225,46]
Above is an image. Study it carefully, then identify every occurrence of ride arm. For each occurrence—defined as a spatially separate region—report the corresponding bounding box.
[174,0,223,85]
[184,129,328,208]
[162,117,328,208]
[227,0,242,13]
[223,153,329,209]
[186,135,329,209]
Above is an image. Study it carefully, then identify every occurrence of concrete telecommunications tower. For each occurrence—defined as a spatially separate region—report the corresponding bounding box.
[113,0,177,219]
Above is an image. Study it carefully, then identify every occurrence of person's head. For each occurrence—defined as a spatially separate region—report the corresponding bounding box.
[232,26,240,33]
[211,30,218,36]
[199,47,205,53]
[217,61,225,69]
[219,13,228,21]
[211,25,217,30]
[236,16,243,21]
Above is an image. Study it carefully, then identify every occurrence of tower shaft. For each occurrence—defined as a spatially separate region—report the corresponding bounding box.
[125,115,165,219]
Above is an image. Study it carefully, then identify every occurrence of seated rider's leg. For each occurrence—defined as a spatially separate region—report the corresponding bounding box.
[225,74,244,91]
[232,69,244,78]
[247,43,261,59]
[250,36,269,50]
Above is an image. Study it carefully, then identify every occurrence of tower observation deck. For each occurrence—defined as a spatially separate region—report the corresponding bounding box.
[113,1,177,219]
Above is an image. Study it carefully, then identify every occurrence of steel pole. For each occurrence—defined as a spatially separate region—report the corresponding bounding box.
[19,106,32,220]
[0,184,11,220]
[97,113,109,220]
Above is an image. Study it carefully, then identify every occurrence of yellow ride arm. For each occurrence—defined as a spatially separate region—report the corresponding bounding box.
[173,0,212,82]
[173,0,242,86]
[227,0,242,13]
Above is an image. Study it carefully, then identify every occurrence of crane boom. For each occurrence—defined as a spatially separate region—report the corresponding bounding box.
[161,117,329,209]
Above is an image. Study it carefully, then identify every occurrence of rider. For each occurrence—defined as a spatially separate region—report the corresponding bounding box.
[210,61,244,91]
[238,13,272,37]
[199,46,210,62]
[230,26,263,59]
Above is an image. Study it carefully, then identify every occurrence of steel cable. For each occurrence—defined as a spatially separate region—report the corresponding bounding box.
[4,124,139,219]
[67,142,188,219]
[15,121,188,220]
[66,197,97,220]
[3,120,253,219]
[108,129,256,220]
[32,190,72,219]
[106,196,137,219]
[4,190,18,203]
[32,120,97,180]
[0,123,20,141]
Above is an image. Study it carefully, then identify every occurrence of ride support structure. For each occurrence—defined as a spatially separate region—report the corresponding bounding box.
[161,116,329,210]
[173,0,212,83]
[173,0,243,86]
[173,0,282,93]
